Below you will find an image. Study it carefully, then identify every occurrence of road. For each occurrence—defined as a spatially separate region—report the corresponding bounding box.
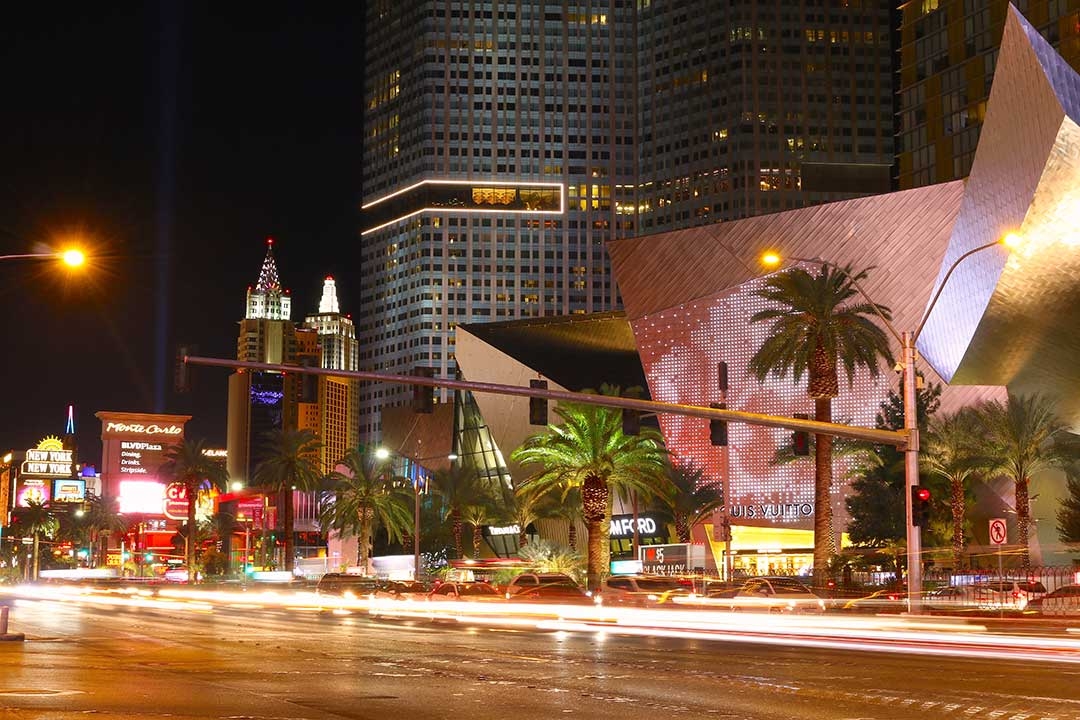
[2,597,1080,720]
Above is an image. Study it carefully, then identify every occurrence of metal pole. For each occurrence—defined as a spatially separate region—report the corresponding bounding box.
[413,479,421,582]
[903,332,923,614]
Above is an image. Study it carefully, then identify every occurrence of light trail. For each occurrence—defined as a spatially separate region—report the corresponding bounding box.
[3,583,1078,664]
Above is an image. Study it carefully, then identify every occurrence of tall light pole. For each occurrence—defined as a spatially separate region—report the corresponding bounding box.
[0,249,86,267]
[762,233,1017,613]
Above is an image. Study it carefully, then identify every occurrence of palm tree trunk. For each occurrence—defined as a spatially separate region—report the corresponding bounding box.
[32,534,40,581]
[283,488,295,572]
[359,513,372,573]
[813,397,836,588]
[473,524,482,557]
[951,477,965,570]
[567,521,577,551]
[585,518,603,592]
[675,514,690,543]
[1016,477,1031,571]
[451,510,463,559]
[187,483,198,581]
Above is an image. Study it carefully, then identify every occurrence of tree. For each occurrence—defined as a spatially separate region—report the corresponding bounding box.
[976,393,1080,570]
[922,407,982,569]
[13,500,58,581]
[161,438,229,578]
[252,429,323,573]
[80,492,126,568]
[659,461,724,543]
[511,395,669,591]
[1056,465,1080,546]
[505,484,559,548]
[749,264,894,584]
[319,447,412,572]
[431,462,493,559]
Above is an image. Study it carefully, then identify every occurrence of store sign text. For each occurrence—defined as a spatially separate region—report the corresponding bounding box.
[728,503,813,519]
[21,448,72,477]
[609,516,658,537]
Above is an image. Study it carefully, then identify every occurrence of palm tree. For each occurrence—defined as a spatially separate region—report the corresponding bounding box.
[511,397,669,591]
[506,484,558,548]
[319,447,412,572]
[749,264,893,584]
[660,461,724,543]
[976,393,1080,570]
[431,462,492,559]
[922,407,981,569]
[80,492,126,568]
[14,500,58,581]
[252,429,323,573]
[161,438,229,577]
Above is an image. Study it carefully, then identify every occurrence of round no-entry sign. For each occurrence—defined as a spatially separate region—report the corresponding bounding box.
[989,517,1008,545]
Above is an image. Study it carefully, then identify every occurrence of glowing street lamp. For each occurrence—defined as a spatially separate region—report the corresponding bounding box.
[760,234,1017,613]
[0,247,88,268]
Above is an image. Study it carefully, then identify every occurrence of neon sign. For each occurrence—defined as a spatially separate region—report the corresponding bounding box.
[105,422,183,436]
[20,436,72,477]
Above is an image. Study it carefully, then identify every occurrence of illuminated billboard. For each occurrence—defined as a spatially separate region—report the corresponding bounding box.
[52,478,86,503]
[96,411,191,501]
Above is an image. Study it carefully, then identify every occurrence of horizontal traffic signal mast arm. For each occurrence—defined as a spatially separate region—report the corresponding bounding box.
[185,356,909,448]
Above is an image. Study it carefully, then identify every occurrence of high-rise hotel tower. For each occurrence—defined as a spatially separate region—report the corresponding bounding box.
[360,1,896,439]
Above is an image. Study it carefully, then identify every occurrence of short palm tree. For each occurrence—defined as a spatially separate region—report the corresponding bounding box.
[749,264,893,583]
[15,500,59,581]
[81,492,126,568]
[922,407,981,569]
[161,438,229,577]
[506,484,559,548]
[252,429,323,573]
[976,393,1080,570]
[511,397,669,591]
[660,461,724,543]
[320,447,412,572]
[432,462,492,559]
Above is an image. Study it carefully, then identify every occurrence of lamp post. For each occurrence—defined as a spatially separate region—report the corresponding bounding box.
[0,249,86,267]
[762,234,1016,613]
[375,447,457,582]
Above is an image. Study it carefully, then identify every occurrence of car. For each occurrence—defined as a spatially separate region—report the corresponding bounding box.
[723,577,826,613]
[315,573,380,598]
[925,581,1047,612]
[163,566,192,583]
[842,587,909,613]
[504,572,578,596]
[1025,584,1080,616]
[505,578,594,605]
[427,582,505,602]
[374,581,430,600]
[600,575,694,606]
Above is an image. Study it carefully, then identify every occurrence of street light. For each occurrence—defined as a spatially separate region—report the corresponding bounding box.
[0,248,87,268]
[376,447,457,581]
[761,234,1015,613]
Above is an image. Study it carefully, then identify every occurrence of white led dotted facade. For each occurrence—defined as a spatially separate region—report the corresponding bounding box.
[632,270,891,532]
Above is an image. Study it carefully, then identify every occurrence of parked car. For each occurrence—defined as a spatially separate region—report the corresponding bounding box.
[1025,584,1080,616]
[315,573,380,598]
[925,581,1047,611]
[427,582,505,603]
[842,587,909,613]
[374,581,430,600]
[505,578,594,605]
[721,577,826,613]
[600,575,694,606]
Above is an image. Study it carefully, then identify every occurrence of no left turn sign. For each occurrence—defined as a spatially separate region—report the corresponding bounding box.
[989,517,1008,545]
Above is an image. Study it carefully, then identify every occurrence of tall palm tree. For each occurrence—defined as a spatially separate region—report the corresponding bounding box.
[80,492,126,568]
[319,447,412,572]
[976,393,1080,570]
[14,500,59,581]
[660,461,724,543]
[253,429,323,573]
[161,438,229,577]
[922,407,981,569]
[432,462,492,559]
[749,264,893,584]
[511,398,669,591]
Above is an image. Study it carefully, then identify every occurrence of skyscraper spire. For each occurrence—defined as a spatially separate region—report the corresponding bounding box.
[318,276,340,314]
[256,237,282,291]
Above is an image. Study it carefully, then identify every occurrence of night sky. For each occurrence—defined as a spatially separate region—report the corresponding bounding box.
[0,5,364,463]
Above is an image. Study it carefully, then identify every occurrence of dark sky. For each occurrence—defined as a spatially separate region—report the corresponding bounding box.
[0,5,364,464]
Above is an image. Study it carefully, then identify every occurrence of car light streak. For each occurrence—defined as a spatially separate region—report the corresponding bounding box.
[4,584,1079,664]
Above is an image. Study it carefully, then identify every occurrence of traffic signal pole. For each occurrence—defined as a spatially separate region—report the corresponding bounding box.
[185,356,910,446]
[902,332,923,615]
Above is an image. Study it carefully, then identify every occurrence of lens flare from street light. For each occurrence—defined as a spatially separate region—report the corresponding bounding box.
[61,249,86,267]
[1002,232,1023,249]
[374,447,391,460]
[761,251,782,267]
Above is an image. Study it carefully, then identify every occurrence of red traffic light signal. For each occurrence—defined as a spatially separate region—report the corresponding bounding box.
[911,485,931,527]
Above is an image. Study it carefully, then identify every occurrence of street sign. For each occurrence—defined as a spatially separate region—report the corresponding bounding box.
[989,517,1008,545]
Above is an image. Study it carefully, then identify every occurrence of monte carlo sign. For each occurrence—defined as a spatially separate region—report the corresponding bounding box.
[96,411,191,498]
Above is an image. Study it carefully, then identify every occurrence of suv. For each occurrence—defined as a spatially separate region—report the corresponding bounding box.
[504,573,593,604]
[316,573,379,598]
[505,572,577,596]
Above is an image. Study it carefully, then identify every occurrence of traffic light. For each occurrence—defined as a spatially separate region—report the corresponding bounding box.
[709,402,728,446]
[622,408,640,436]
[529,379,548,425]
[792,413,810,456]
[174,345,195,393]
[911,485,931,527]
[412,366,435,413]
